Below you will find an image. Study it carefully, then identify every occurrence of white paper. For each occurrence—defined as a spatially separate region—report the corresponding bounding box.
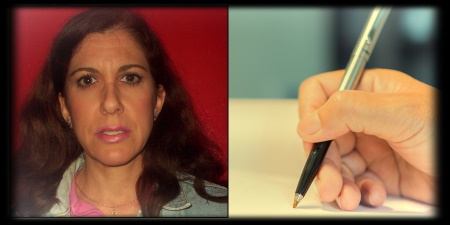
[228,99,436,218]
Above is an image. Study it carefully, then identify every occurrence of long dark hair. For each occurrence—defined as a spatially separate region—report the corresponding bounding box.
[12,8,227,217]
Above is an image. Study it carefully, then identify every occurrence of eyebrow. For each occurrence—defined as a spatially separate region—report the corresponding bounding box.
[69,64,148,77]
[118,64,148,73]
[69,67,99,77]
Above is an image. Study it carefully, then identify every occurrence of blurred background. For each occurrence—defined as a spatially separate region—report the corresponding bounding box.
[229,6,438,98]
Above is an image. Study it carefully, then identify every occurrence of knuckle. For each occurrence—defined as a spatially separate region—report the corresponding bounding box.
[328,91,353,114]
[299,76,315,92]
[330,91,350,104]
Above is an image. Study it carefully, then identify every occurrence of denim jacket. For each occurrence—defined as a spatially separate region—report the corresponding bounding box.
[44,155,228,217]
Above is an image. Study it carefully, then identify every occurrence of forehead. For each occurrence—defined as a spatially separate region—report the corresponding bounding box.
[70,29,148,67]
[68,30,150,73]
[78,29,139,49]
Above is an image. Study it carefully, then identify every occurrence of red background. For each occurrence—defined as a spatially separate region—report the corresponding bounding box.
[11,7,228,181]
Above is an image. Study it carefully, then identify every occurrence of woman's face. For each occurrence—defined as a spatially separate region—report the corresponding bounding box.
[59,29,165,167]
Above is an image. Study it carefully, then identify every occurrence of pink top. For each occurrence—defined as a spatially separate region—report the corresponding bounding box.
[69,175,105,217]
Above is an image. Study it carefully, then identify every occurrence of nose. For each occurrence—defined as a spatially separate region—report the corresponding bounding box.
[100,84,124,115]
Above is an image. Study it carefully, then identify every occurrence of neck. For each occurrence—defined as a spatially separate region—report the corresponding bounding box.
[75,153,143,215]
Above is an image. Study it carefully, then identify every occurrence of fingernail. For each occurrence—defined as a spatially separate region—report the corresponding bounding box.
[299,112,321,135]
[368,195,375,206]
[336,197,342,209]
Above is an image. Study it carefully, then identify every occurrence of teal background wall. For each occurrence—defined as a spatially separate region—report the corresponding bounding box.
[229,7,438,99]
[229,7,335,99]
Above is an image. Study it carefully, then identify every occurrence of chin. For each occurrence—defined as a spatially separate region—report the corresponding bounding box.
[88,148,144,167]
[109,153,142,167]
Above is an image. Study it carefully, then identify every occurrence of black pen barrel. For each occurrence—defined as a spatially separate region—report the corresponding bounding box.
[295,140,332,196]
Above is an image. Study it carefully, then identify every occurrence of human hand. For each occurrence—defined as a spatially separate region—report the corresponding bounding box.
[297,68,437,210]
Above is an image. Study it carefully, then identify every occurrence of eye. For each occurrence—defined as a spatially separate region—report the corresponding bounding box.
[121,73,142,85]
[77,75,97,88]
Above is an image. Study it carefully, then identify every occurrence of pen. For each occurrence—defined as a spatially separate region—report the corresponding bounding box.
[293,6,391,208]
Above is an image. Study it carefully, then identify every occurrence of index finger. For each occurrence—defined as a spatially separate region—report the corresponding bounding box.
[298,68,419,119]
[298,70,345,119]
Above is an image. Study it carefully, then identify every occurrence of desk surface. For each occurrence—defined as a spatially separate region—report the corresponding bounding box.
[228,98,436,218]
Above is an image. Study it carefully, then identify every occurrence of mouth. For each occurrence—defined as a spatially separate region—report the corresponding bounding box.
[95,126,131,143]
[100,130,126,135]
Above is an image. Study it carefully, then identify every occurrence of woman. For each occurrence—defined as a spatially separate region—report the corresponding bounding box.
[12,8,227,217]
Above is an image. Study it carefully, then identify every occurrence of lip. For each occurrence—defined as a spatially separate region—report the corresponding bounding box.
[95,126,131,143]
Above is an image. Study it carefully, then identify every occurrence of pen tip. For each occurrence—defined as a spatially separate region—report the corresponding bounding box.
[293,193,303,208]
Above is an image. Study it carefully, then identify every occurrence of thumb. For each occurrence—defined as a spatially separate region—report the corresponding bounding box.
[297,90,426,145]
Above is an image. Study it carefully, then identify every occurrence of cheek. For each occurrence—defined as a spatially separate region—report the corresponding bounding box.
[66,94,99,132]
[65,89,92,115]
[132,95,155,122]
[126,90,157,128]
[127,96,156,151]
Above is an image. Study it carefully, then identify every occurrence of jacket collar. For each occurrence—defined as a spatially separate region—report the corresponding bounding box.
[46,154,191,216]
